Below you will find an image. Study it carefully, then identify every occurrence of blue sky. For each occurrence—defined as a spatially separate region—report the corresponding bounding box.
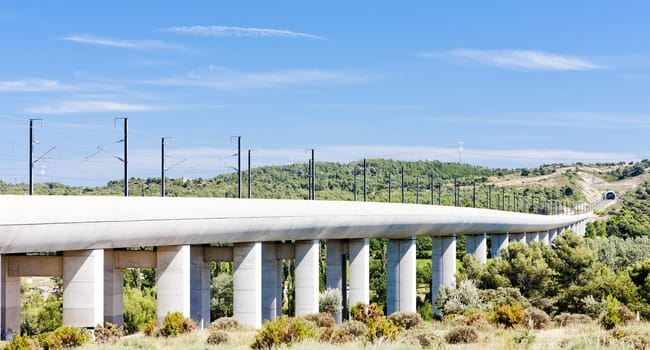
[1,1,649,186]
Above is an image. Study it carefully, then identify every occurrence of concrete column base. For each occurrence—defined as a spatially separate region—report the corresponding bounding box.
[490,233,509,259]
[262,242,283,322]
[0,255,20,340]
[104,250,124,326]
[466,233,487,264]
[233,242,262,328]
[348,238,369,307]
[156,245,191,324]
[326,240,345,323]
[63,250,104,328]
[295,240,320,316]
[387,237,416,315]
[432,235,456,316]
[190,246,210,329]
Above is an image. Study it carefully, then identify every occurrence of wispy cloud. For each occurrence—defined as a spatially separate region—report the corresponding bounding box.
[150,65,374,90]
[24,100,161,114]
[0,79,71,92]
[60,35,184,50]
[431,49,603,71]
[162,25,323,40]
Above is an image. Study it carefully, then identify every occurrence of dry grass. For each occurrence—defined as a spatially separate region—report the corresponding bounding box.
[68,321,650,350]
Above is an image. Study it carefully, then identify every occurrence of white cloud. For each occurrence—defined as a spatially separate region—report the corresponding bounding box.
[0,79,71,92]
[163,25,323,40]
[24,100,160,114]
[440,49,603,71]
[150,66,374,90]
[60,35,184,50]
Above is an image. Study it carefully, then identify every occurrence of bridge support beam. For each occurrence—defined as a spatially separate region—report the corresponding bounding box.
[540,231,550,245]
[0,255,20,340]
[156,245,190,324]
[295,240,320,316]
[466,233,487,264]
[510,233,526,244]
[432,235,456,316]
[491,233,509,259]
[190,246,210,329]
[526,232,539,245]
[104,250,124,326]
[233,242,262,328]
[348,238,369,308]
[326,239,346,323]
[387,237,416,315]
[262,242,283,322]
[549,229,559,241]
[63,249,104,328]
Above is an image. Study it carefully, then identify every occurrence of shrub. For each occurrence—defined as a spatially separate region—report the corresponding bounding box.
[618,305,636,324]
[143,319,158,337]
[600,296,623,330]
[365,317,399,343]
[581,295,607,318]
[210,317,241,331]
[42,326,91,349]
[553,313,593,327]
[511,328,536,347]
[319,288,343,314]
[250,316,317,349]
[94,322,123,344]
[160,312,196,337]
[5,334,40,350]
[350,303,384,323]
[408,330,443,349]
[319,325,350,344]
[524,307,551,330]
[492,303,525,328]
[338,320,366,339]
[302,313,336,328]
[464,310,490,329]
[206,329,230,345]
[479,288,531,309]
[387,311,422,330]
[417,300,433,321]
[444,326,479,344]
[436,280,487,315]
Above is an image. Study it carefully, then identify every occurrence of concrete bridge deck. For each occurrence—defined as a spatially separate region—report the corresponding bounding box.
[0,195,589,254]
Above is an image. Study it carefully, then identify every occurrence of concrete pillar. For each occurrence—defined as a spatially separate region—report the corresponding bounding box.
[156,245,190,324]
[510,232,526,244]
[526,232,539,244]
[348,238,369,307]
[431,235,456,316]
[387,237,416,315]
[63,249,104,328]
[326,240,344,323]
[578,220,586,236]
[466,233,487,264]
[294,240,320,316]
[0,255,20,340]
[540,231,550,245]
[262,242,283,322]
[549,229,558,242]
[190,246,210,329]
[104,250,124,326]
[491,233,509,259]
[233,242,262,328]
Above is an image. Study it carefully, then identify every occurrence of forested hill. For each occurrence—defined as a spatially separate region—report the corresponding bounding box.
[0,159,587,206]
